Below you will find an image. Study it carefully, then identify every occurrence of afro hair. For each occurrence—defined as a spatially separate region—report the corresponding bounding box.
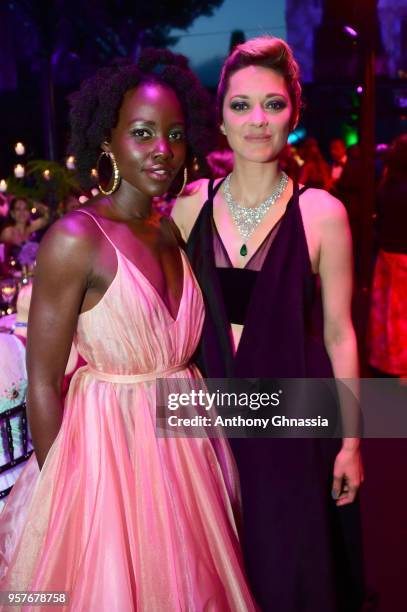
[69,48,216,189]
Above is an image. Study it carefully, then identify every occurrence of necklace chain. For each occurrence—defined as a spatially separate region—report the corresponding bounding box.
[223,171,288,243]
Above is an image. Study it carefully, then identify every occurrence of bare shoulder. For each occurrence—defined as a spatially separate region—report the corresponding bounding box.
[36,209,101,275]
[0,226,13,241]
[171,178,211,241]
[299,187,348,227]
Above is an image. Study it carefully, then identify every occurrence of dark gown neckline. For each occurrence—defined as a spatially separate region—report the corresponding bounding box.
[190,179,316,371]
[211,187,294,271]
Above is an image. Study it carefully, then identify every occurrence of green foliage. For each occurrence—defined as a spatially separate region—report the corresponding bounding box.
[6,160,80,203]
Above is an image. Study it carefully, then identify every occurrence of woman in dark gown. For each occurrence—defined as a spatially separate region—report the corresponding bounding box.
[172,36,364,612]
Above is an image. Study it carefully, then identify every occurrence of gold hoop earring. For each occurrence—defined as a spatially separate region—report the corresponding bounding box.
[176,167,188,197]
[97,151,120,195]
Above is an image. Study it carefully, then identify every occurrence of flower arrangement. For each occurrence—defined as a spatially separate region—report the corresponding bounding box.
[17,241,39,267]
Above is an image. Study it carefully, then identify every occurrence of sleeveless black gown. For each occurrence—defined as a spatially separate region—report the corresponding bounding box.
[186,180,365,612]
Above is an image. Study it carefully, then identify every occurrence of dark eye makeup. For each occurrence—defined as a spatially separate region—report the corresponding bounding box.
[129,126,185,141]
[229,98,288,112]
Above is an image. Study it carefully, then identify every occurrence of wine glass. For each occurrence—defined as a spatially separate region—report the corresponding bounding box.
[0,278,17,314]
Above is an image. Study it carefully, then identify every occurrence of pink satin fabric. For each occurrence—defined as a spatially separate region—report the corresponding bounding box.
[0,215,256,611]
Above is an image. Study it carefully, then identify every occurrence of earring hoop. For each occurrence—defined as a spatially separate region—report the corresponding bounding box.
[176,167,188,197]
[97,151,120,195]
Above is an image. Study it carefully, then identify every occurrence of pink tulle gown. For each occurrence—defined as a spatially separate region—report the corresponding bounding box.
[0,211,256,612]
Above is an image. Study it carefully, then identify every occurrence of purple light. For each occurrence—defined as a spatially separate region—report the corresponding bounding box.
[356,86,363,94]
[344,26,358,38]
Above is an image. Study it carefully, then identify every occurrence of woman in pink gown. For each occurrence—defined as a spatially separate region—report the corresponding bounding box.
[0,50,256,611]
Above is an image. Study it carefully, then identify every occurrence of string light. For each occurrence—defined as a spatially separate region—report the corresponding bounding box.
[14,164,25,178]
[14,142,25,156]
[66,155,76,170]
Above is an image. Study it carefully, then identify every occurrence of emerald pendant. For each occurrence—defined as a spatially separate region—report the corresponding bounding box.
[240,244,248,257]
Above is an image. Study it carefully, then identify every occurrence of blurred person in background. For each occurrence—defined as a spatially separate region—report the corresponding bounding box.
[0,332,32,511]
[299,137,332,190]
[279,143,302,182]
[0,197,49,247]
[0,195,9,230]
[57,189,82,217]
[368,134,407,377]
[330,144,363,275]
[329,137,347,186]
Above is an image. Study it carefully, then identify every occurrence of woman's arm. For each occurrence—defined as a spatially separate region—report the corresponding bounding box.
[318,194,364,506]
[0,226,14,244]
[26,215,93,469]
[29,202,50,233]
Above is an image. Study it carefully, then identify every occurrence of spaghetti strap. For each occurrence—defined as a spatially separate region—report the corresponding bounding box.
[213,178,225,198]
[207,178,225,202]
[207,179,215,201]
[74,209,118,251]
[298,185,309,195]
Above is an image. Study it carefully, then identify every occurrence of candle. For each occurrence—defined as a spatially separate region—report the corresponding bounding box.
[43,169,51,180]
[66,155,76,170]
[2,286,15,298]
[15,142,25,156]
[0,180,7,192]
[91,168,98,177]
[14,164,25,178]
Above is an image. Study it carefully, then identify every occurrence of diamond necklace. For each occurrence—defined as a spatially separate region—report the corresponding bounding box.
[223,171,289,256]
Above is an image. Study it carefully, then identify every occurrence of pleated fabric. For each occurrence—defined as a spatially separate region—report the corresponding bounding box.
[0,212,256,612]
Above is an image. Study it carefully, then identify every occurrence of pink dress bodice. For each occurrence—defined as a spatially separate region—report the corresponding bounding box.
[76,211,204,376]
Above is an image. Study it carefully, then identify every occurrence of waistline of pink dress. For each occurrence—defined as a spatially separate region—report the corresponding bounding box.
[84,363,191,383]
